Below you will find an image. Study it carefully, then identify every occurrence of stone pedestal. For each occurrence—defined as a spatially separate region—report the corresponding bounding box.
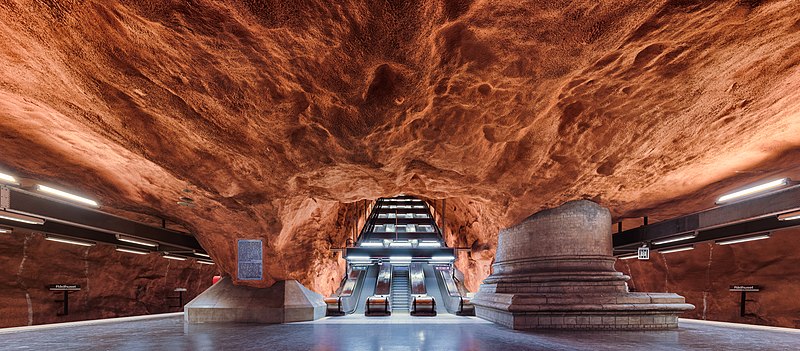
[184,277,325,324]
[472,200,693,330]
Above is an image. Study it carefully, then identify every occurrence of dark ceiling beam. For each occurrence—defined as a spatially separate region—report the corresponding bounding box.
[1,186,204,252]
[613,184,800,250]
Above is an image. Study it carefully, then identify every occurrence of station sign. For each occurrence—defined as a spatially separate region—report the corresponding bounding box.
[638,246,650,260]
[729,285,761,292]
[48,284,81,291]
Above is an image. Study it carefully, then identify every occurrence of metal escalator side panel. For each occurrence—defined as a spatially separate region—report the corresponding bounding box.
[409,262,427,295]
[375,263,393,296]
[436,266,462,297]
[340,268,363,297]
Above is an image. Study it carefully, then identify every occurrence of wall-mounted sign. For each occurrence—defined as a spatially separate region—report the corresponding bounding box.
[237,239,263,281]
[729,285,761,292]
[48,284,81,291]
[638,246,650,260]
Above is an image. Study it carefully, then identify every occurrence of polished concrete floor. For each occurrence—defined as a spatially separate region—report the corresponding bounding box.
[1,313,799,351]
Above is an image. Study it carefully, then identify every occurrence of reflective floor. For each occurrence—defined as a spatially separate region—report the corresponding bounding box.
[2,314,799,351]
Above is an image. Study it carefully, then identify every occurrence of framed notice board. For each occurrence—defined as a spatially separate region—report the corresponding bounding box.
[237,239,263,281]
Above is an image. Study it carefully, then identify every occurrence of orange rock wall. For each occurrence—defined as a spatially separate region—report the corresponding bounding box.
[616,227,800,329]
[0,0,799,298]
[0,232,217,328]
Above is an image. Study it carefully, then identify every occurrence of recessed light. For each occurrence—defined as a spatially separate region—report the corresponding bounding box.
[659,245,694,254]
[0,172,18,185]
[116,247,149,255]
[163,255,187,261]
[116,234,158,247]
[653,233,697,245]
[716,178,791,204]
[45,235,95,247]
[0,211,45,225]
[716,233,770,245]
[37,185,99,207]
[778,210,800,221]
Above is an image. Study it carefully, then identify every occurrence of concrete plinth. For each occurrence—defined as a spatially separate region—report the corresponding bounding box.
[184,277,325,324]
[472,200,693,330]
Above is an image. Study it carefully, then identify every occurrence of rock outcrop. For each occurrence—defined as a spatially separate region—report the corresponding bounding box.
[0,1,798,299]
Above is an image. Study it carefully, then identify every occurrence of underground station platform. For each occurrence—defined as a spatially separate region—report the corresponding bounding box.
[3,1,800,350]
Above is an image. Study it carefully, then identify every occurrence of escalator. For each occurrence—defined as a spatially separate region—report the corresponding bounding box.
[327,195,474,317]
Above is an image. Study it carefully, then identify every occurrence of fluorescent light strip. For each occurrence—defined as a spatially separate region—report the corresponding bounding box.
[0,227,12,234]
[37,184,99,207]
[418,242,441,248]
[430,256,455,262]
[390,242,412,248]
[197,260,215,265]
[195,252,210,258]
[0,172,18,184]
[653,233,697,245]
[117,235,158,247]
[359,242,384,247]
[716,234,770,246]
[45,236,95,247]
[163,255,187,261]
[116,247,149,255]
[778,210,800,221]
[390,256,412,262]
[659,245,694,254]
[716,178,790,204]
[618,254,639,260]
[346,255,371,261]
[0,211,45,225]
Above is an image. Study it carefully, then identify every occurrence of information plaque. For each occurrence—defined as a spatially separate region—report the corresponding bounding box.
[237,239,263,281]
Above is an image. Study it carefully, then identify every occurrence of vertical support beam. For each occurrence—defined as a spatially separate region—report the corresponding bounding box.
[643,216,648,226]
[740,291,746,317]
[617,222,623,233]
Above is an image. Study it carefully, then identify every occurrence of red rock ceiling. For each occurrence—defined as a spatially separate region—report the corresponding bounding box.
[1,1,799,294]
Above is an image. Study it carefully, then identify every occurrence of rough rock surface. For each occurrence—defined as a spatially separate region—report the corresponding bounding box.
[616,227,800,329]
[0,231,217,328]
[0,1,799,296]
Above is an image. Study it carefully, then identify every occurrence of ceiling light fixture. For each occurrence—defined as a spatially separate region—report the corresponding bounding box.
[358,242,383,247]
[777,210,800,221]
[195,252,210,258]
[0,227,12,234]
[0,211,45,225]
[37,185,99,207]
[0,172,18,184]
[716,178,791,204]
[45,235,95,247]
[116,247,149,255]
[653,233,697,245]
[163,255,187,261]
[618,254,639,260]
[716,233,771,246]
[659,245,694,254]
[197,260,215,265]
[116,234,158,247]
[418,242,441,248]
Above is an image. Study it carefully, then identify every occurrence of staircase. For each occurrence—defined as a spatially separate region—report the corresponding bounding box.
[391,266,410,311]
